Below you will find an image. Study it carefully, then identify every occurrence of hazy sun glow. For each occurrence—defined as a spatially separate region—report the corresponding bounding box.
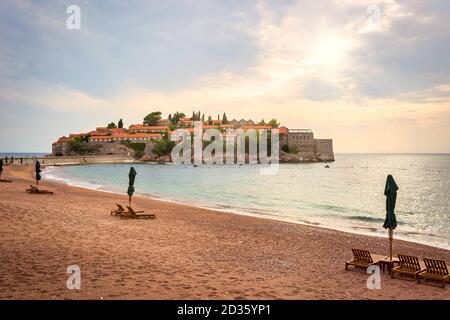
[310,34,354,67]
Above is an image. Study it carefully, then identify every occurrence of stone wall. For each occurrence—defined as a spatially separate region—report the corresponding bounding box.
[52,141,159,158]
[314,139,334,161]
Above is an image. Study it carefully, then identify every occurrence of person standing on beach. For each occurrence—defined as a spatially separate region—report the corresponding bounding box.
[20,157,23,164]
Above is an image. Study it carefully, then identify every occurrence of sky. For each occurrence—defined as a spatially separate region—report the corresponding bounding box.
[1,0,449,153]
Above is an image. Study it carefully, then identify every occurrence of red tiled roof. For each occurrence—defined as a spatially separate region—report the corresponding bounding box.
[277,126,289,134]
[107,128,127,132]
[240,125,273,130]
[90,133,162,139]
[52,136,73,145]
[68,133,89,138]
[129,125,169,131]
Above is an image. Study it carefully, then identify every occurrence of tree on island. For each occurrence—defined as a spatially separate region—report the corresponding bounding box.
[207,115,212,125]
[258,119,267,125]
[107,122,117,129]
[190,110,201,121]
[153,138,176,157]
[268,118,280,128]
[168,114,172,123]
[201,114,205,123]
[171,111,186,124]
[143,111,162,126]
[118,118,123,128]
[222,113,228,124]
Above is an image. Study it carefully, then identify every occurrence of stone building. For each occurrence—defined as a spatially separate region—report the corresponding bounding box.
[286,129,334,161]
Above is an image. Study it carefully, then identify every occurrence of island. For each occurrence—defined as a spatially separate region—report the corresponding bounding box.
[52,111,334,163]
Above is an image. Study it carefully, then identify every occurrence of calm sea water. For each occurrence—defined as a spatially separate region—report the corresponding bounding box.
[43,154,450,249]
[0,152,49,158]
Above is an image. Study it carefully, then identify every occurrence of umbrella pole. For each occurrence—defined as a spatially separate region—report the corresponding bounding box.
[129,195,131,206]
[389,228,393,261]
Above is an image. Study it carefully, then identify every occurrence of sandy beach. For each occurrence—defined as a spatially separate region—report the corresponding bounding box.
[0,165,448,300]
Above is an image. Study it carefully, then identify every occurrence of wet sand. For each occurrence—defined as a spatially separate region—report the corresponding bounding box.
[0,165,449,299]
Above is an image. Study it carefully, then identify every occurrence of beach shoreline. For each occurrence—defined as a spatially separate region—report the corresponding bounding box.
[0,165,449,299]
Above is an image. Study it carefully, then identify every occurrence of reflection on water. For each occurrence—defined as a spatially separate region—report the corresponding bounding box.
[44,154,450,249]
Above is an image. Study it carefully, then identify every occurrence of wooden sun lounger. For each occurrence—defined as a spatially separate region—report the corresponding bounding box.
[391,254,425,280]
[26,185,54,195]
[0,179,12,183]
[111,204,126,216]
[418,258,450,288]
[120,206,155,219]
[26,185,38,193]
[345,249,386,270]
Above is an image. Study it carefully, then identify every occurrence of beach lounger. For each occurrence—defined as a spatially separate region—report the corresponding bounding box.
[26,185,54,195]
[120,206,155,219]
[111,204,126,216]
[418,258,450,288]
[26,185,38,193]
[0,179,12,183]
[345,249,386,270]
[391,254,425,280]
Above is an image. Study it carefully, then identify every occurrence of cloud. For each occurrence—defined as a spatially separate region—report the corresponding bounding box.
[0,0,449,152]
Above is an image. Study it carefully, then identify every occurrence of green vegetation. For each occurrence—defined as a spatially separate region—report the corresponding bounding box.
[153,138,175,157]
[222,113,228,124]
[282,144,299,154]
[143,111,162,126]
[191,110,201,121]
[107,122,117,129]
[268,119,280,128]
[171,111,186,124]
[118,118,123,128]
[125,142,146,159]
[68,137,100,155]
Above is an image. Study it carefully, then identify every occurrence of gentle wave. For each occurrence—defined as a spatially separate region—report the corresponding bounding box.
[40,154,450,250]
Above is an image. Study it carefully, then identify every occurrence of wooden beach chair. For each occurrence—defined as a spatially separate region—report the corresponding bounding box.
[26,185,53,195]
[111,204,126,216]
[120,206,155,220]
[345,249,386,270]
[26,185,38,193]
[391,254,425,280]
[417,258,450,288]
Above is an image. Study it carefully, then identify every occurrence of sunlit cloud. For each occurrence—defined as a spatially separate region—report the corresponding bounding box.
[0,0,449,152]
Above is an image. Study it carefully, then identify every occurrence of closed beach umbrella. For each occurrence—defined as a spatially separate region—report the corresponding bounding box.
[0,159,3,180]
[127,167,137,205]
[35,160,41,187]
[383,174,398,261]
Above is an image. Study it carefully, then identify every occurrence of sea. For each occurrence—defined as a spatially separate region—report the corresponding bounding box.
[42,154,450,249]
[0,152,49,158]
